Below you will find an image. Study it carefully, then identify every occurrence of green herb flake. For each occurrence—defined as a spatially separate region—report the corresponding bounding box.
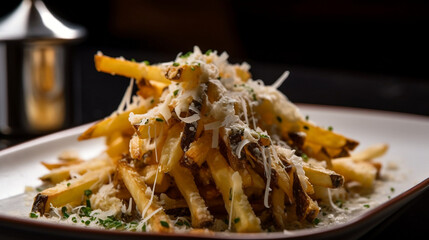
[150,99,154,104]
[155,118,164,122]
[131,58,136,62]
[144,119,149,124]
[36,187,43,192]
[364,204,370,208]
[172,62,180,67]
[72,216,77,223]
[142,223,147,232]
[29,212,38,218]
[183,220,191,227]
[175,220,184,226]
[160,220,169,228]
[86,199,91,208]
[85,220,91,226]
[301,153,309,162]
[191,66,195,71]
[173,89,179,97]
[234,217,240,224]
[84,189,92,197]
[276,116,282,123]
[252,93,257,101]
[313,218,320,225]
[61,206,69,218]
[305,115,309,121]
[327,126,333,131]
[205,49,212,56]
[143,60,150,65]
[67,182,71,187]
[390,187,395,192]
[303,125,309,130]
[180,51,192,58]
[335,199,344,208]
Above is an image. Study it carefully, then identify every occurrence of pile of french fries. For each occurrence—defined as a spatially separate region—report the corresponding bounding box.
[31,47,388,233]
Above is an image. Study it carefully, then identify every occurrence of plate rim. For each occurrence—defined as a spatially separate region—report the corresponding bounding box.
[1,104,428,239]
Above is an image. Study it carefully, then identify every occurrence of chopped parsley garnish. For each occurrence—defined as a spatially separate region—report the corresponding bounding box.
[72,216,77,223]
[67,182,71,187]
[303,125,309,130]
[390,187,395,192]
[252,93,257,101]
[85,220,91,226]
[86,199,91,208]
[150,99,154,104]
[84,189,92,197]
[61,206,69,218]
[301,153,309,162]
[79,206,92,217]
[160,220,169,228]
[205,49,212,56]
[173,89,179,97]
[155,118,164,122]
[276,116,282,123]
[191,66,195,71]
[29,212,38,218]
[305,115,309,121]
[327,126,333,131]
[36,187,43,192]
[144,119,149,124]
[180,51,192,58]
[260,134,268,138]
[131,58,136,62]
[143,60,150,65]
[172,62,180,67]
[313,218,320,225]
[233,217,240,224]
[335,199,344,208]
[363,204,370,208]
[142,223,147,232]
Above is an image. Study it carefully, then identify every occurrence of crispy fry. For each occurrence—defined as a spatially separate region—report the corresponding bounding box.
[32,166,114,214]
[40,154,113,184]
[78,105,147,140]
[141,164,172,193]
[117,160,172,232]
[303,162,344,188]
[159,123,184,173]
[206,148,261,233]
[94,53,171,85]
[272,186,287,229]
[170,163,213,228]
[185,131,212,166]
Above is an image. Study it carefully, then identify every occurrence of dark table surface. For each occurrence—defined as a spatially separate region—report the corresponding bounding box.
[1,47,428,239]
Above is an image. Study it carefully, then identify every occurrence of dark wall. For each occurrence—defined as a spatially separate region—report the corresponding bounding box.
[2,0,428,79]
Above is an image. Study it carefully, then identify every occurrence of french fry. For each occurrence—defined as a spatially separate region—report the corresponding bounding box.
[32,166,114,214]
[159,123,184,173]
[78,105,147,141]
[94,53,171,85]
[331,158,377,189]
[117,160,172,232]
[141,164,171,193]
[206,148,261,233]
[41,160,83,170]
[292,171,319,222]
[303,162,344,188]
[40,154,113,184]
[169,163,213,228]
[105,133,130,158]
[185,131,212,166]
[351,143,388,161]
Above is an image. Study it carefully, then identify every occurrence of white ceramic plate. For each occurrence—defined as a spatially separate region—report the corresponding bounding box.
[0,104,428,239]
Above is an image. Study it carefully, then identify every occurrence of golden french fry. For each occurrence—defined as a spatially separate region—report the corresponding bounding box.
[40,154,113,184]
[185,131,212,166]
[105,133,130,158]
[32,166,114,214]
[272,186,286,229]
[170,163,213,228]
[206,148,261,233]
[332,158,377,188]
[303,162,344,188]
[117,160,172,232]
[78,105,147,141]
[159,123,184,173]
[94,54,171,85]
[351,143,389,161]
[141,164,171,193]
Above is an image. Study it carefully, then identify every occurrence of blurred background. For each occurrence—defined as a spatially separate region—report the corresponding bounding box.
[0,0,428,238]
[1,0,428,131]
